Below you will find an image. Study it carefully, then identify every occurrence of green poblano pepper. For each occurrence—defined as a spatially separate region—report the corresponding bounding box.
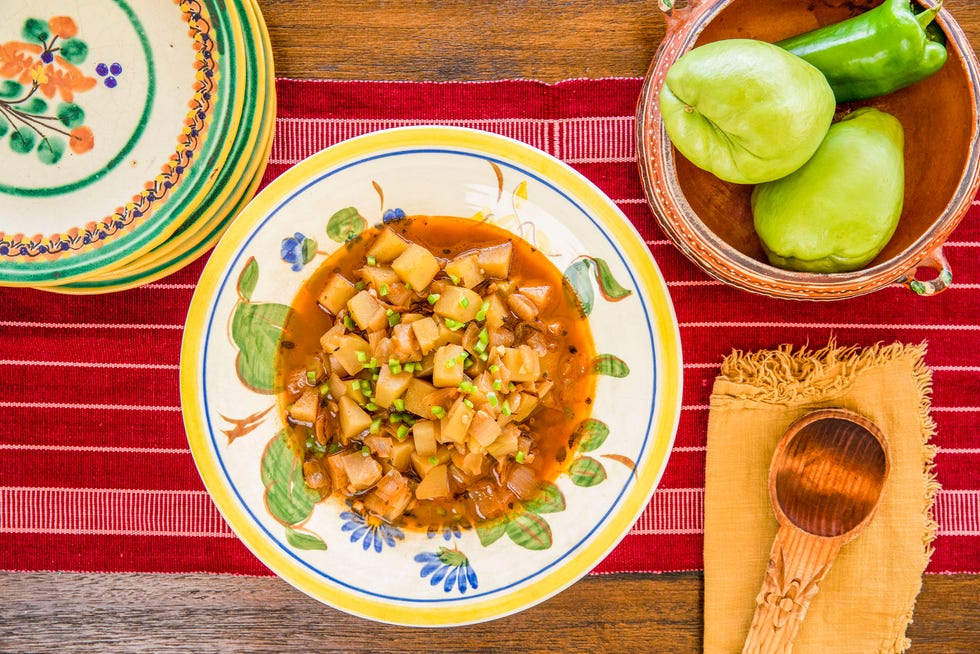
[778,0,948,103]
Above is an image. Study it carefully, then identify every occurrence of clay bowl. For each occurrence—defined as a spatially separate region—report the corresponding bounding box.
[636,0,980,300]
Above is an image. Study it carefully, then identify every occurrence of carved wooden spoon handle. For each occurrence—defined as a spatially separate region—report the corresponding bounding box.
[741,525,843,654]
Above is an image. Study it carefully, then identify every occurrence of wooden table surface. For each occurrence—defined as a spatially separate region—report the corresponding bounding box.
[4,1,980,652]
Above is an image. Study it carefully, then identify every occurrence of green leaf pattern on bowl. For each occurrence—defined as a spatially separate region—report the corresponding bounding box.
[564,255,634,317]
[230,258,290,394]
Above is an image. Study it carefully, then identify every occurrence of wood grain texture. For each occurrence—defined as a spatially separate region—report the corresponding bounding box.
[261,0,980,82]
[4,2,979,652]
[0,571,977,652]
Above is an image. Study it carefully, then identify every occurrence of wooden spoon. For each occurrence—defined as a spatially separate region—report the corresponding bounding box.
[742,409,891,654]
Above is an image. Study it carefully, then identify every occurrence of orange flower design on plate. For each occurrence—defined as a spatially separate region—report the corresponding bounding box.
[0,16,100,164]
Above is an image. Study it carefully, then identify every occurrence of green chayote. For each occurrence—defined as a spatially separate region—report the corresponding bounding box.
[751,107,905,273]
[659,39,836,185]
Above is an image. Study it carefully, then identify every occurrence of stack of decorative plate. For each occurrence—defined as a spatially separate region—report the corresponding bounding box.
[0,0,275,294]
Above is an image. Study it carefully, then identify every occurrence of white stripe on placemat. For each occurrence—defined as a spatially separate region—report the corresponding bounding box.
[0,359,179,370]
[0,444,190,454]
[630,488,704,535]
[0,321,183,330]
[557,117,636,162]
[272,117,556,164]
[629,489,980,537]
[0,487,234,537]
[932,490,980,537]
[2,487,976,537]
[140,283,198,290]
[270,116,639,164]
[0,401,181,411]
[669,404,979,414]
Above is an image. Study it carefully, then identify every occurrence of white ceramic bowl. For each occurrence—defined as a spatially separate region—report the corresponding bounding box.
[180,126,683,626]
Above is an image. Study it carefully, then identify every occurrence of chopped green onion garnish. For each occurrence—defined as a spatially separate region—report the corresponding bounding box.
[388,312,401,326]
[492,379,503,391]
[365,402,378,411]
[396,424,410,440]
[393,398,405,412]
[444,318,465,331]
[479,352,489,361]
[459,296,470,308]
[355,350,368,363]
[361,445,372,456]
[428,455,439,465]
[445,358,457,369]
[478,328,489,344]
[458,381,475,393]
[361,386,373,398]
[509,382,516,392]
[431,406,446,419]
[319,384,331,397]
[328,443,341,453]
[475,300,490,322]
[487,391,499,407]
[351,379,361,390]
[427,293,440,305]
[463,398,474,409]
[370,417,382,434]
[355,281,366,291]
[366,255,377,266]
[390,413,402,424]
[502,401,512,417]
[343,315,356,330]
[489,364,500,373]
[449,273,460,285]
[306,370,317,385]
[388,358,402,375]
[367,357,379,369]
[474,340,488,354]
[379,284,389,297]
[515,451,526,464]
[406,283,413,290]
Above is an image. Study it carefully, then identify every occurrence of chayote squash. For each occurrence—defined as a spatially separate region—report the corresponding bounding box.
[659,38,836,185]
[751,107,905,273]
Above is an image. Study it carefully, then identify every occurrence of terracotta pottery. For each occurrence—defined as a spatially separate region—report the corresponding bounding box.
[636,0,980,300]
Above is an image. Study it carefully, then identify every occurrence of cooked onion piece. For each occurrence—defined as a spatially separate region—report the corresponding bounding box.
[276,216,595,531]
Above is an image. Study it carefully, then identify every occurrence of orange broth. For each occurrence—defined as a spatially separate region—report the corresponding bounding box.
[275,215,596,531]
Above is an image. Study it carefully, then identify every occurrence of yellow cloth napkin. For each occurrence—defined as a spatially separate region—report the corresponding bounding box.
[703,341,939,654]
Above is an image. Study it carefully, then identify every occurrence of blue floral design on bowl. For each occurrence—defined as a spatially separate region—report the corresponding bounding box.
[280,232,316,272]
[414,547,478,594]
[340,510,404,553]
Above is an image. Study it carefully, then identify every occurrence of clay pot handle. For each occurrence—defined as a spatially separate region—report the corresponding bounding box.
[899,246,952,296]
[742,525,842,654]
[657,0,708,32]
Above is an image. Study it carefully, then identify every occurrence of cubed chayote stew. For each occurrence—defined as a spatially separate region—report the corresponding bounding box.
[275,215,596,532]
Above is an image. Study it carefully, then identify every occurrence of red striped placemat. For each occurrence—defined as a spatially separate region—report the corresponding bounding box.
[1,78,978,576]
